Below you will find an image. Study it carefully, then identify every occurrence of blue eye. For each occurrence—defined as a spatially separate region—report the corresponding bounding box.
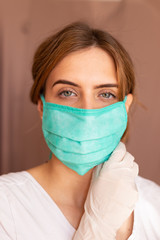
[59,90,76,97]
[100,92,116,99]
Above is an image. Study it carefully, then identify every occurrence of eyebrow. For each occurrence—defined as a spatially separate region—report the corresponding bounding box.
[52,80,118,89]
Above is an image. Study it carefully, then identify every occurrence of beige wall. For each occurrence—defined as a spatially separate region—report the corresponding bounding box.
[0,0,160,184]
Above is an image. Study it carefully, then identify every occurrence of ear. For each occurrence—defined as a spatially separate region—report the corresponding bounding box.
[37,98,43,119]
[125,94,133,113]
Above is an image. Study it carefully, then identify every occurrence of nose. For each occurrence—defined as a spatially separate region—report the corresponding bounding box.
[78,97,95,109]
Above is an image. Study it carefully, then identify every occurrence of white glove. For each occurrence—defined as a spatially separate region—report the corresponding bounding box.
[73,142,139,240]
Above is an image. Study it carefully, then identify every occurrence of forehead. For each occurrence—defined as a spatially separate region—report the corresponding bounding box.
[47,47,117,86]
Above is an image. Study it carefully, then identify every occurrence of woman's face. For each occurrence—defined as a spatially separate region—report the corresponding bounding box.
[38,47,132,113]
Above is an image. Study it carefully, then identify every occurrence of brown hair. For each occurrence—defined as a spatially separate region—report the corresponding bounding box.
[30,22,135,104]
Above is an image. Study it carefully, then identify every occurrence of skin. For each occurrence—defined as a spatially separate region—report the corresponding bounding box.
[28,47,134,239]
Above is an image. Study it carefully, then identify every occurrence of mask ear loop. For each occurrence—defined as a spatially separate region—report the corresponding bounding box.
[40,94,52,159]
[49,151,52,160]
[40,94,46,107]
[123,96,127,103]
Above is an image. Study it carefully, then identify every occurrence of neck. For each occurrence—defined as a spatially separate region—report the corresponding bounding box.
[43,155,93,208]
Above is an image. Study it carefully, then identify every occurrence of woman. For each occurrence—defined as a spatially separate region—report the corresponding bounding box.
[0,22,160,240]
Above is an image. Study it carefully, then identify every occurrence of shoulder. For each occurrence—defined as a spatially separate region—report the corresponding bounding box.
[135,175,160,210]
[0,171,31,207]
[0,171,34,206]
[136,175,160,202]
[0,171,29,239]
[134,176,160,238]
[0,171,28,185]
[0,171,30,194]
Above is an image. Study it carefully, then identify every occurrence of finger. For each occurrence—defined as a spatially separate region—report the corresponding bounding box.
[91,163,103,183]
[100,142,126,174]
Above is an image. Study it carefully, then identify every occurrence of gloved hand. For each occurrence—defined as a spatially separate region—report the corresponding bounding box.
[73,142,139,240]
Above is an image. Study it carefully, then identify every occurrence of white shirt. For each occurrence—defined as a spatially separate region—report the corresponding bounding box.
[0,171,159,240]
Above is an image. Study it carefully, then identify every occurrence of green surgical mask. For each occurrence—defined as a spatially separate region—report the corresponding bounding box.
[40,95,127,175]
